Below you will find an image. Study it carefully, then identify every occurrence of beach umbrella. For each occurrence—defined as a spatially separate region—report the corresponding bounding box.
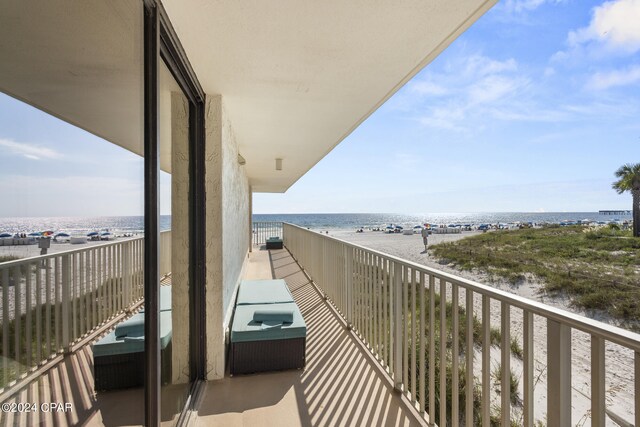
[87,231,99,237]
[101,231,112,236]
[386,225,394,229]
[413,225,422,229]
[55,232,70,238]
[395,225,403,229]
[0,233,12,238]
[28,232,42,237]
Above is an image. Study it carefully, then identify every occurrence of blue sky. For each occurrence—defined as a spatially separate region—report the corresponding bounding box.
[1,0,639,217]
[0,99,172,217]
[255,0,640,214]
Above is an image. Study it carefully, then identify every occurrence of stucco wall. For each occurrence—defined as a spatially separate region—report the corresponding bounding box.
[204,94,250,379]
[170,92,190,384]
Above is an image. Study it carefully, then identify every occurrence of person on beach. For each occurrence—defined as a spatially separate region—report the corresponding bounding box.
[421,226,428,251]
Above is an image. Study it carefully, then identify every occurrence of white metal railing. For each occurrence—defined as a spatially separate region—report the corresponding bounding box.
[252,221,283,246]
[283,223,640,426]
[0,230,171,391]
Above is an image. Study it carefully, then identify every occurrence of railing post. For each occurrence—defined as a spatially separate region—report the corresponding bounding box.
[3,268,10,386]
[501,301,511,427]
[61,253,71,352]
[547,319,571,426]
[124,242,132,309]
[345,246,353,329]
[282,223,286,248]
[482,295,490,427]
[635,351,640,427]
[591,335,605,427]
[523,310,534,427]
[393,262,403,392]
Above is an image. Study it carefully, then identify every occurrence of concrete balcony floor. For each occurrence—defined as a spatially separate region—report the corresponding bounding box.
[0,278,184,427]
[192,247,425,427]
[0,247,425,426]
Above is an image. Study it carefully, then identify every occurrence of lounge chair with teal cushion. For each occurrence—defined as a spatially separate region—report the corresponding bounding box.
[230,280,306,375]
[92,287,173,391]
[236,279,294,305]
[266,236,283,249]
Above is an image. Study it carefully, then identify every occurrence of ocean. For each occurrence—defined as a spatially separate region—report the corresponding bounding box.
[0,212,631,235]
[0,216,171,235]
[255,212,630,230]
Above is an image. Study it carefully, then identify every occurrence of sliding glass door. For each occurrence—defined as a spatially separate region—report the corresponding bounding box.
[0,1,204,425]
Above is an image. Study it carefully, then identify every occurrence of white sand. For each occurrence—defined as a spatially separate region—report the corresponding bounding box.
[0,236,140,260]
[0,237,140,321]
[330,229,635,426]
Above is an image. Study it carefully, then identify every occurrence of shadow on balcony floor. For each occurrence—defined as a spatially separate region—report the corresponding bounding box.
[194,247,425,427]
[0,279,184,427]
[0,338,187,427]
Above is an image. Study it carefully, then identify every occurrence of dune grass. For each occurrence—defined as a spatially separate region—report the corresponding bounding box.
[430,225,640,326]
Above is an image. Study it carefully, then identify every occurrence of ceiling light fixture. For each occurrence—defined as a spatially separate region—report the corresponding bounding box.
[275,158,283,171]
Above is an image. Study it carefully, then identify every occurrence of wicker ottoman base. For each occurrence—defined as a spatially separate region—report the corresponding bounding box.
[94,342,172,391]
[230,337,305,375]
[266,239,283,249]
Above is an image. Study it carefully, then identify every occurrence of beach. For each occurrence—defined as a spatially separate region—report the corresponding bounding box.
[0,236,140,260]
[0,236,147,324]
[331,228,635,425]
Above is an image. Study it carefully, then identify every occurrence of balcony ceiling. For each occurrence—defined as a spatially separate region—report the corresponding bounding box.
[163,0,496,192]
[0,0,496,192]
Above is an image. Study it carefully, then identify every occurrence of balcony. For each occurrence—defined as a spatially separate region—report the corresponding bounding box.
[0,233,173,426]
[0,230,423,426]
[195,242,423,426]
[2,223,639,426]
[279,222,640,426]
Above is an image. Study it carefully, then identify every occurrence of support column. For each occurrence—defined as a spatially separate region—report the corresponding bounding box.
[203,94,251,380]
[204,94,225,380]
[171,92,190,384]
[249,187,253,252]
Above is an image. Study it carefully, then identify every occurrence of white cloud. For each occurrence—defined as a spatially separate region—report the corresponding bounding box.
[462,56,518,77]
[568,0,640,53]
[587,64,640,89]
[0,138,62,160]
[501,0,566,14]
[409,81,448,97]
[419,105,467,131]
[409,54,529,131]
[488,105,572,123]
[468,75,527,105]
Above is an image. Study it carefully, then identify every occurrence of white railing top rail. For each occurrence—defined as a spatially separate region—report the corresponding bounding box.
[0,230,170,270]
[283,222,640,351]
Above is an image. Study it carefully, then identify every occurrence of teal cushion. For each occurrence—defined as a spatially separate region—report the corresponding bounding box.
[139,285,172,313]
[253,309,294,323]
[115,313,144,338]
[231,303,306,343]
[236,280,294,305]
[92,311,173,357]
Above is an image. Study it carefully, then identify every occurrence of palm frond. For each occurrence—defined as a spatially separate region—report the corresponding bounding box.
[612,163,640,194]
